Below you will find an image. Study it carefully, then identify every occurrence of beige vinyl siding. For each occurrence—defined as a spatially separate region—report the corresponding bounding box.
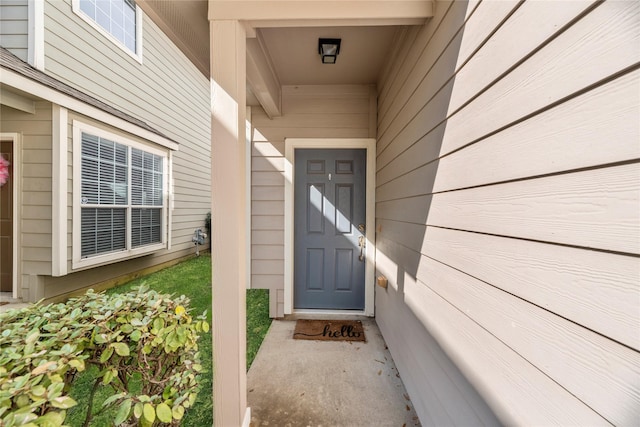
[251,85,373,317]
[0,102,52,300]
[375,0,640,425]
[42,0,210,258]
[0,0,28,61]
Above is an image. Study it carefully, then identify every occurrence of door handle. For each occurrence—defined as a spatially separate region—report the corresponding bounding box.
[358,236,365,261]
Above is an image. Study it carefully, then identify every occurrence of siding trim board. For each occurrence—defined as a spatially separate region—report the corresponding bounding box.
[0,132,21,299]
[27,0,44,69]
[51,105,68,276]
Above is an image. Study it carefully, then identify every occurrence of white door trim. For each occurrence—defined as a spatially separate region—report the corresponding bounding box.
[1,133,21,299]
[284,138,376,316]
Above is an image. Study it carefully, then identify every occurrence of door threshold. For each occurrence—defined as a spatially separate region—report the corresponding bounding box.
[285,309,372,321]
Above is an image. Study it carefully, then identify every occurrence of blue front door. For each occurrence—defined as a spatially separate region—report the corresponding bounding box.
[294,149,366,310]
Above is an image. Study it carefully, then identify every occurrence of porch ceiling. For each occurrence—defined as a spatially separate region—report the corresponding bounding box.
[138,1,433,111]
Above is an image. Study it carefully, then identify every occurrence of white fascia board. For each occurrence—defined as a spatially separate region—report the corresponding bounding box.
[0,88,36,114]
[0,68,179,151]
[209,1,434,22]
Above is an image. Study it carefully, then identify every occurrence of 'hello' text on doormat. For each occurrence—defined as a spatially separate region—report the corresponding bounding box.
[293,319,366,342]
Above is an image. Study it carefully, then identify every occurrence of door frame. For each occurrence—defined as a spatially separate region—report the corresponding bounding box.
[0,133,21,299]
[284,138,376,316]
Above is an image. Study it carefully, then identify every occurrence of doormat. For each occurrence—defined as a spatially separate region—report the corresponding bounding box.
[293,319,366,342]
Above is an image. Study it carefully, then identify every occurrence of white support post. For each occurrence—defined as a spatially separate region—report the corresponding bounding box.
[209,18,248,427]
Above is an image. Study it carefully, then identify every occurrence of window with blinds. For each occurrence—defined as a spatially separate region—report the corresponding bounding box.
[80,132,165,259]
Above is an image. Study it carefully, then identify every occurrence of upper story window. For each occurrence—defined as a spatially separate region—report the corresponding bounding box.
[72,0,142,61]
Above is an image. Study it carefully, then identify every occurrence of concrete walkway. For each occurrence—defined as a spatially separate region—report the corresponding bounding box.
[0,292,28,313]
[248,318,421,427]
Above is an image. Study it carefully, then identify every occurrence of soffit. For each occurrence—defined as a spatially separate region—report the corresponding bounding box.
[258,26,398,85]
[139,1,433,108]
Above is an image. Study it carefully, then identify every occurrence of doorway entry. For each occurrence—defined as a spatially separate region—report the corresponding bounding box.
[0,139,14,293]
[294,149,366,309]
[284,138,376,315]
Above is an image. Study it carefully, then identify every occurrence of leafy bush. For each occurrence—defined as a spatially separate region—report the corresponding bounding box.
[0,286,208,427]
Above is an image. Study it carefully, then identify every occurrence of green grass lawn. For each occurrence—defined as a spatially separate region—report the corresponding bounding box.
[66,253,272,426]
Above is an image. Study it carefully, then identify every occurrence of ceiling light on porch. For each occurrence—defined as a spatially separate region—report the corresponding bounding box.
[318,38,341,64]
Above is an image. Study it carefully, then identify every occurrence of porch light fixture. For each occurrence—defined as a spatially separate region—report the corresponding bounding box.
[318,38,341,64]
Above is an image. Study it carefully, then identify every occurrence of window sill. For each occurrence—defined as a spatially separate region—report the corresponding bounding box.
[71,243,166,271]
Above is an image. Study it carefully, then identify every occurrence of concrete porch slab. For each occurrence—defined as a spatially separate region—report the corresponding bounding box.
[248,318,421,427]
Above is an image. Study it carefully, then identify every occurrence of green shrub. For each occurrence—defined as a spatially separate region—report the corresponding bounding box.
[0,286,208,427]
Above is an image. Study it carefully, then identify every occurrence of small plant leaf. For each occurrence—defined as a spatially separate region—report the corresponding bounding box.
[50,396,77,409]
[133,402,143,419]
[114,399,131,425]
[33,410,66,427]
[100,346,114,363]
[143,403,155,424]
[111,343,130,357]
[156,403,172,423]
[172,405,185,420]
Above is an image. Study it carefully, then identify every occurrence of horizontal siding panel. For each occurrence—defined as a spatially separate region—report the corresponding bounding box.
[379,164,640,254]
[448,0,597,116]
[22,192,51,206]
[0,4,27,20]
[22,148,53,163]
[376,280,506,426]
[251,260,284,275]
[252,157,285,172]
[375,240,608,425]
[0,20,27,34]
[415,253,640,426]
[253,113,369,130]
[252,171,285,186]
[282,96,369,115]
[251,245,284,260]
[252,216,284,231]
[22,164,52,178]
[379,0,520,145]
[252,127,369,142]
[252,201,284,216]
[377,70,640,188]
[20,218,51,234]
[252,186,284,201]
[377,0,460,125]
[22,177,52,192]
[252,141,284,157]
[281,84,370,98]
[251,274,283,289]
[438,0,639,157]
[387,223,640,350]
[251,230,284,245]
[21,233,52,248]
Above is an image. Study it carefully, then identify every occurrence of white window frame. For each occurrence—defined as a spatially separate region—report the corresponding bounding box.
[71,0,143,63]
[72,120,168,270]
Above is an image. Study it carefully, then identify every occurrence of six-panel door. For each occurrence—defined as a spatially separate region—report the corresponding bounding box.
[294,149,366,310]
